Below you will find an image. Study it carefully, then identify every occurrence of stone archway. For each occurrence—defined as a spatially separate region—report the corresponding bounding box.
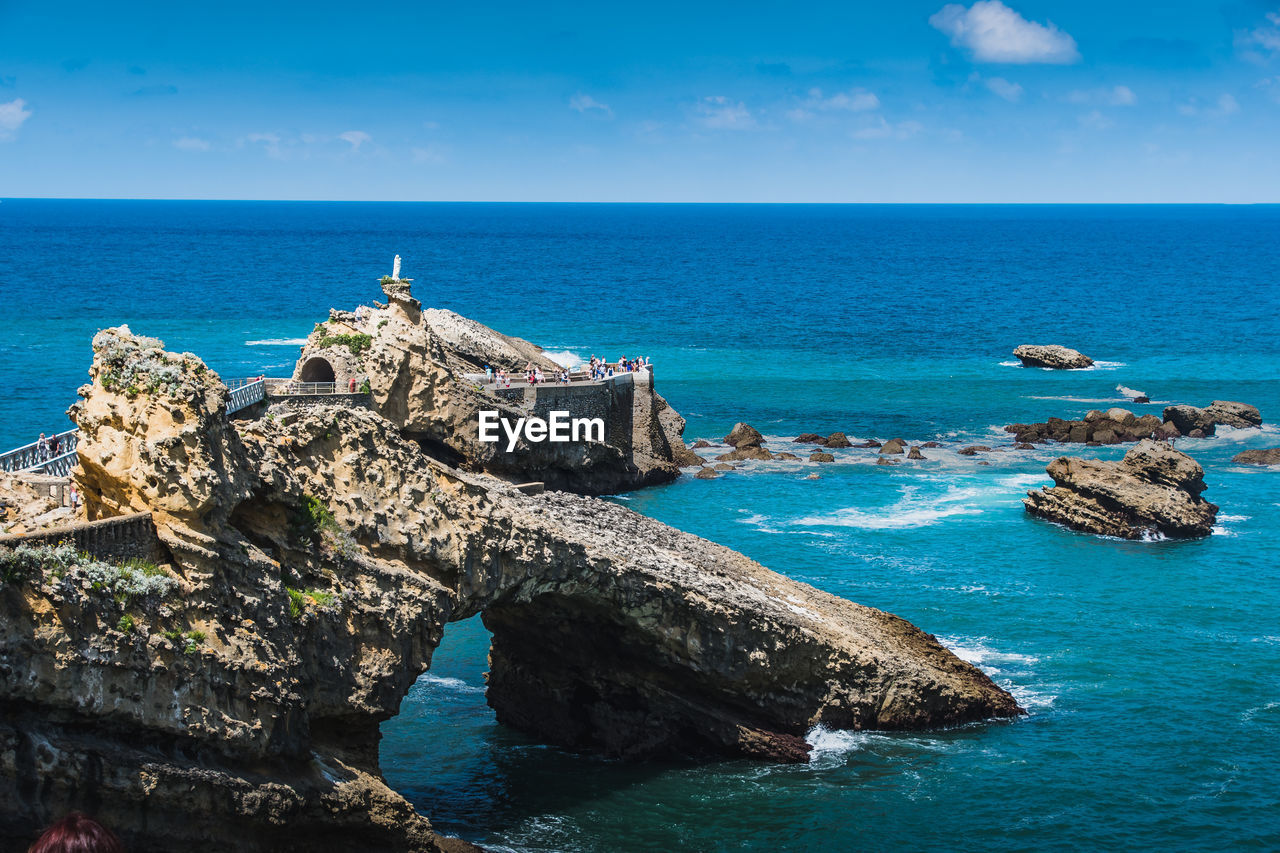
[299,357,336,383]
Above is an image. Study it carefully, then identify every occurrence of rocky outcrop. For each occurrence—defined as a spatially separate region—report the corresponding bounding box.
[1233,448,1280,466]
[957,446,992,456]
[1205,401,1262,429]
[879,439,906,455]
[793,433,824,444]
[907,447,926,460]
[693,467,722,479]
[291,299,688,495]
[810,452,835,463]
[1162,405,1217,438]
[1023,439,1218,539]
[1007,409,1165,445]
[823,432,853,448]
[724,423,764,448]
[0,330,1022,851]
[1013,344,1094,369]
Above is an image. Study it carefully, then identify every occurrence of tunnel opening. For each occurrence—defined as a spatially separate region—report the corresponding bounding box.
[299,356,336,383]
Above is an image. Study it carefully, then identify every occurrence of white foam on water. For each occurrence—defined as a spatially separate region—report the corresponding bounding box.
[805,725,872,762]
[540,348,587,368]
[939,636,1039,668]
[1025,395,1123,404]
[998,360,1021,367]
[1139,528,1169,542]
[998,473,1051,490]
[422,675,485,694]
[1085,360,1125,370]
[245,338,308,346]
[1211,525,1239,537]
[1116,384,1145,399]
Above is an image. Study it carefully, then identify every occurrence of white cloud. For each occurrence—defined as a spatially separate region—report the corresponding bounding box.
[245,132,284,158]
[1110,85,1137,106]
[1239,10,1280,57]
[173,136,210,152]
[1177,94,1241,118]
[1067,85,1136,106]
[1078,109,1112,129]
[984,76,1023,101]
[411,146,445,164]
[930,0,1080,64]
[696,96,755,130]
[0,98,32,140]
[569,93,612,116]
[788,88,880,120]
[339,130,371,151]
[851,117,923,140]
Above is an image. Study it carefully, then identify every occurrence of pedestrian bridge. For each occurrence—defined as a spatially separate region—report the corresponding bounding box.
[0,377,330,478]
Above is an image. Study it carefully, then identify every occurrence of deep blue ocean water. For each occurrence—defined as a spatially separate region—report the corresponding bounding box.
[2,200,1278,851]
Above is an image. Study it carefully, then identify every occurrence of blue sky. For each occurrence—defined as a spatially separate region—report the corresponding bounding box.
[2,0,1279,201]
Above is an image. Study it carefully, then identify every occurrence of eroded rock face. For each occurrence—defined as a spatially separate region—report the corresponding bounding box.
[1023,439,1218,539]
[292,302,688,495]
[0,330,1022,851]
[1204,401,1262,429]
[1013,344,1094,369]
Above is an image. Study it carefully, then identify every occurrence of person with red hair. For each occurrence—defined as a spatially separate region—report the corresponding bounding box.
[28,812,125,853]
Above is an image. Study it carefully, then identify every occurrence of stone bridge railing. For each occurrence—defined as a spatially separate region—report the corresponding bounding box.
[0,511,163,564]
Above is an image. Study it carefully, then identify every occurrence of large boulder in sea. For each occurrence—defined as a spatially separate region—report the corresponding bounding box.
[1204,401,1262,429]
[879,438,906,455]
[724,422,765,448]
[1233,448,1280,466]
[1023,439,1218,539]
[0,329,1023,850]
[1163,405,1217,438]
[824,432,853,448]
[1013,344,1094,370]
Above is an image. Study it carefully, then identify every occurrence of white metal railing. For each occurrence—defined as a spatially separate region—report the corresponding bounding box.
[0,429,79,473]
[226,378,266,413]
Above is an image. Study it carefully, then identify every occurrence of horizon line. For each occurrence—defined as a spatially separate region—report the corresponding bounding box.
[1,197,1276,206]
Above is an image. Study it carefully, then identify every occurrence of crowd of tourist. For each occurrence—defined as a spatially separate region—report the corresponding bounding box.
[482,355,651,388]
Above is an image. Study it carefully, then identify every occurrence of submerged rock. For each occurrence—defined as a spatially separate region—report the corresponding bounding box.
[957,445,992,456]
[1023,439,1218,539]
[809,451,835,463]
[717,445,775,462]
[1232,448,1280,466]
[793,433,825,444]
[1013,344,1094,369]
[694,466,722,480]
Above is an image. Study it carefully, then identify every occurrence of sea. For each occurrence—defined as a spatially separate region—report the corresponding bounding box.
[1,200,1278,851]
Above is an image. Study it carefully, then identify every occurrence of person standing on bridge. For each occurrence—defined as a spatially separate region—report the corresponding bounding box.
[37,433,49,462]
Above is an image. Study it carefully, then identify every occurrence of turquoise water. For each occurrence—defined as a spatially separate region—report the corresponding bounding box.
[2,201,1278,850]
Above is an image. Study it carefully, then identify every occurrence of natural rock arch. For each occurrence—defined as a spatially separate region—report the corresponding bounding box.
[300,356,336,383]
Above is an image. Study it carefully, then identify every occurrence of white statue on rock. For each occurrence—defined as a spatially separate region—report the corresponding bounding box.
[392,254,402,281]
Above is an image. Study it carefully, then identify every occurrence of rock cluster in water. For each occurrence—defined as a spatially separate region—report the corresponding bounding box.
[1008,401,1262,445]
[1013,344,1094,369]
[0,326,1021,852]
[1023,439,1218,539]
